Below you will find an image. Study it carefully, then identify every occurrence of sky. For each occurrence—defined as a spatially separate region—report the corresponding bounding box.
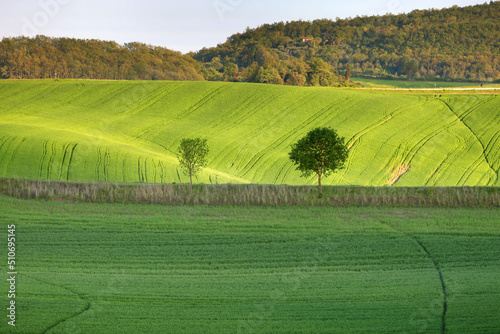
[0,0,490,53]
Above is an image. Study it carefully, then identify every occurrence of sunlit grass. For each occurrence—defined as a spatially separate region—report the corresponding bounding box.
[0,197,498,333]
[0,80,498,186]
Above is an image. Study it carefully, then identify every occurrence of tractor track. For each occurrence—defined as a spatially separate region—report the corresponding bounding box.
[25,274,91,334]
[378,220,447,334]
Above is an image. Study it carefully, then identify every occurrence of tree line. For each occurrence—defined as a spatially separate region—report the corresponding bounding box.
[194,1,500,82]
[0,35,350,87]
[1,2,498,84]
[0,36,205,81]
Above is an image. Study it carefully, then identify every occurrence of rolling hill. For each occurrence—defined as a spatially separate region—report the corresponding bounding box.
[0,80,499,186]
[2,3,499,85]
[195,2,500,83]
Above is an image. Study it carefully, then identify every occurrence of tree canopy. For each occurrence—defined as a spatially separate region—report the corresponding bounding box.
[1,2,498,84]
[289,127,348,197]
[195,2,500,82]
[0,36,205,80]
[177,138,209,188]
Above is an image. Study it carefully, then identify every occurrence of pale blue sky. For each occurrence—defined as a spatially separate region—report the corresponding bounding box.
[0,0,489,53]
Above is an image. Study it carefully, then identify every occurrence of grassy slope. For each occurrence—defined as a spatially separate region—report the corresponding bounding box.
[0,197,499,333]
[353,77,500,89]
[0,80,499,186]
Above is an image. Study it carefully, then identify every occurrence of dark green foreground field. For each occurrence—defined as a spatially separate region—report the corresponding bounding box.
[1,196,499,333]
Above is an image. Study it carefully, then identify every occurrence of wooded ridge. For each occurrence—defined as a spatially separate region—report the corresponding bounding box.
[1,2,498,84]
[194,1,500,83]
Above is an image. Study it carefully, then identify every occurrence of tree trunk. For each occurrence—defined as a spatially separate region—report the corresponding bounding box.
[189,170,193,193]
[318,173,322,198]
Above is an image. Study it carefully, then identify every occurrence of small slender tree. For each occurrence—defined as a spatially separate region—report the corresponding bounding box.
[177,138,209,189]
[289,127,348,198]
[345,63,351,82]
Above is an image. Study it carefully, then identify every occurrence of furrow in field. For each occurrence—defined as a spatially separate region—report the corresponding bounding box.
[39,140,49,178]
[394,106,470,185]
[213,91,290,159]
[137,156,143,182]
[135,85,236,148]
[130,84,189,140]
[0,137,13,173]
[453,130,497,186]
[342,99,432,185]
[273,163,288,184]
[344,100,424,151]
[346,114,393,150]
[237,93,321,176]
[238,94,344,180]
[120,83,182,118]
[175,86,226,120]
[226,89,291,127]
[256,101,353,182]
[95,84,183,145]
[2,118,245,184]
[439,99,498,183]
[87,83,135,108]
[378,221,447,334]
[46,141,57,179]
[166,87,280,159]
[348,100,433,185]
[8,138,26,175]
[104,148,111,181]
[485,130,500,172]
[424,112,485,186]
[26,274,92,334]
[121,155,128,182]
[316,98,374,185]
[412,97,498,186]
[274,163,295,184]
[54,87,92,109]
[147,88,261,159]
[203,89,274,142]
[95,147,102,181]
[358,138,405,185]
[207,90,301,171]
[58,143,70,180]
[159,161,165,183]
[1,81,498,185]
[1,83,57,115]
[456,151,488,185]
[134,119,174,143]
[414,238,447,334]
[424,134,464,186]
[66,144,78,181]
[152,159,158,183]
[372,144,405,185]
[0,136,8,153]
[0,136,9,173]
[359,95,491,186]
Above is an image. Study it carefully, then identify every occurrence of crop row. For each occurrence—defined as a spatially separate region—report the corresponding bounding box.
[0,80,498,186]
[1,198,498,333]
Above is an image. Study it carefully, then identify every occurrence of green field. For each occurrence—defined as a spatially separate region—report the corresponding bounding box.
[0,80,499,186]
[353,78,500,89]
[1,196,499,333]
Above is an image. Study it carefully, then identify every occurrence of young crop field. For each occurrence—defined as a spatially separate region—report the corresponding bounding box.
[0,80,499,187]
[353,78,500,89]
[0,196,499,333]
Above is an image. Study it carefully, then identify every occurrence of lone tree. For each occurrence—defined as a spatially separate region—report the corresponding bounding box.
[289,127,348,198]
[177,138,209,189]
[345,63,351,82]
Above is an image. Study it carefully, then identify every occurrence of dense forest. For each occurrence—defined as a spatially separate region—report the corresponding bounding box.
[1,2,499,84]
[195,1,500,83]
[0,35,348,86]
[0,36,205,81]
